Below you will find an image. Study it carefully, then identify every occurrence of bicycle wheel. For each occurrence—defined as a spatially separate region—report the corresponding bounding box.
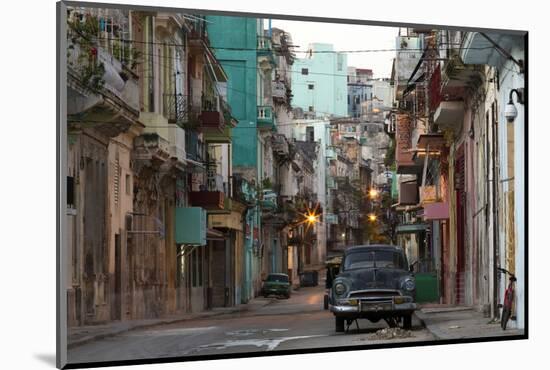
[501,307,511,330]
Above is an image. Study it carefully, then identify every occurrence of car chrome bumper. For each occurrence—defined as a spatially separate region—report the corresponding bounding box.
[330,301,416,314]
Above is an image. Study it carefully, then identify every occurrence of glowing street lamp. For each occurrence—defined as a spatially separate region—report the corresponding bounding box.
[368,188,379,199]
[368,213,377,222]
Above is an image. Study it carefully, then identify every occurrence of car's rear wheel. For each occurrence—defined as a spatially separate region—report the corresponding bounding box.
[402,314,412,330]
[335,317,345,332]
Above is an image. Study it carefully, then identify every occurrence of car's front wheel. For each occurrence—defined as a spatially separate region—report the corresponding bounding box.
[335,316,345,332]
[402,313,412,330]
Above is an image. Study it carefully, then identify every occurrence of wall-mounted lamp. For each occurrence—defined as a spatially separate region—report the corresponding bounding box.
[504,88,525,122]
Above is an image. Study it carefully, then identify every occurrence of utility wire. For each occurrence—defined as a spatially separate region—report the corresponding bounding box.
[79,35,500,54]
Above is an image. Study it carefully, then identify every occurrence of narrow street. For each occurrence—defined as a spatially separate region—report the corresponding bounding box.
[68,284,432,364]
[60,6,526,368]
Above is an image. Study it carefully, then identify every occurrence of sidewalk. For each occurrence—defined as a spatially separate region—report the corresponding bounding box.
[415,305,524,340]
[68,297,273,349]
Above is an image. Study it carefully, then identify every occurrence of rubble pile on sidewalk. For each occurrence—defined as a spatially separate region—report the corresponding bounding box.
[368,327,413,340]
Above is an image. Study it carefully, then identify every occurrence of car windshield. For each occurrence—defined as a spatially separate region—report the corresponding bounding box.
[343,250,406,270]
[267,274,289,282]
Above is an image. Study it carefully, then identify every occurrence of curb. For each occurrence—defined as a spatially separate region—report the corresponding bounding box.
[68,300,274,349]
[414,312,441,340]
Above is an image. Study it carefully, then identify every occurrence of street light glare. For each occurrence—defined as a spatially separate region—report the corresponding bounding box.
[368,214,377,222]
[369,189,379,198]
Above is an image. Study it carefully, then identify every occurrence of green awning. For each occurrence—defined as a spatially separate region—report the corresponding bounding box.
[395,223,428,234]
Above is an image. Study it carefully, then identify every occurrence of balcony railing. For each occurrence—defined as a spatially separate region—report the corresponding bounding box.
[200,95,225,130]
[257,36,272,53]
[163,93,191,127]
[207,174,224,192]
[257,105,274,130]
[260,189,278,211]
[188,16,207,42]
[271,134,289,157]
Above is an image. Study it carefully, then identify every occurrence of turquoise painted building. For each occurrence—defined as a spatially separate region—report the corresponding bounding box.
[206,16,259,171]
[206,16,265,304]
[292,43,348,118]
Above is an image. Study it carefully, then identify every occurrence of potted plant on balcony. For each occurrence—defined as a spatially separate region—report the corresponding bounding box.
[67,14,106,92]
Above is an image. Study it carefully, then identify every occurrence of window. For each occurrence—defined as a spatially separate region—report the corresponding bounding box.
[308,106,314,112]
[301,68,309,75]
[344,250,406,270]
[306,126,314,142]
[67,176,75,208]
[267,274,289,283]
[126,174,131,195]
[337,54,343,71]
[308,84,314,90]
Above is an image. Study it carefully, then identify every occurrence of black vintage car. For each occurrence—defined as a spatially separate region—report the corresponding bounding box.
[329,245,417,332]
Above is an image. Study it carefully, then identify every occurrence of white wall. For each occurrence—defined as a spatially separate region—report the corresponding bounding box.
[499,47,525,330]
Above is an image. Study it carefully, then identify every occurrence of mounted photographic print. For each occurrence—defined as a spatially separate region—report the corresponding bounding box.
[56,1,528,368]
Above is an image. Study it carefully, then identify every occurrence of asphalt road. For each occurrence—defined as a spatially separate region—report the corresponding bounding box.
[68,285,433,364]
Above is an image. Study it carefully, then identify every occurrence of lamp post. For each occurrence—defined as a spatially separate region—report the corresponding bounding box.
[504,88,524,122]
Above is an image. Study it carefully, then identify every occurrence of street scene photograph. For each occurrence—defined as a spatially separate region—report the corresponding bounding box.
[62,3,526,366]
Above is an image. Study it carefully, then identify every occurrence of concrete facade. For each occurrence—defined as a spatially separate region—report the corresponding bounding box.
[292,43,348,118]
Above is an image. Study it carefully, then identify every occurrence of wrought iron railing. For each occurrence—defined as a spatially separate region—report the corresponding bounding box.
[201,94,220,112]
[188,15,207,41]
[163,94,190,126]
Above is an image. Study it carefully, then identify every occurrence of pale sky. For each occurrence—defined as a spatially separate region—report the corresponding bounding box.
[270,19,399,79]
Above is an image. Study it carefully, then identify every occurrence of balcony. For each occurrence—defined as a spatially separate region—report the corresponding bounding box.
[257,106,275,130]
[200,95,225,131]
[189,191,225,210]
[175,207,207,245]
[260,189,278,211]
[394,36,423,99]
[163,94,195,128]
[188,16,208,46]
[419,185,440,205]
[67,41,140,136]
[257,36,272,55]
[272,134,289,158]
[433,101,465,131]
[441,55,484,97]
[395,114,420,174]
[461,32,524,71]
[133,133,171,163]
[203,126,232,144]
